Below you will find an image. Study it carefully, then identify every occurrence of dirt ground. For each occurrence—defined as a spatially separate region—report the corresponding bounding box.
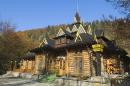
[0,77,55,86]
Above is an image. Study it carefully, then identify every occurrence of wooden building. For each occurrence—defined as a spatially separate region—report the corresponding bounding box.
[17,12,130,78]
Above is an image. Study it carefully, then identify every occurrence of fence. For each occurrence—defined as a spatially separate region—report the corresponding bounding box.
[111,78,130,86]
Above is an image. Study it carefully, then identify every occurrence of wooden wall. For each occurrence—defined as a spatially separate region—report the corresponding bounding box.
[82,50,91,76]
[44,49,91,77]
[19,53,46,74]
[47,53,56,73]
[35,54,45,74]
[47,53,66,76]
[18,49,127,77]
[20,59,35,74]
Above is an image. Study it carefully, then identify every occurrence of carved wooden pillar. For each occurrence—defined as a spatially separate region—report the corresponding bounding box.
[19,60,22,72]
[31,60,33,73]
[66,49,69,77]
[95,53,101,76]
[88,49,93,77]
[26,60,29,72]
[67,50,73,76]
[45,53,49,74]
[10,60,13,71]
[92,43,104,76]
[82,49,91,77]
[13,61,17,71]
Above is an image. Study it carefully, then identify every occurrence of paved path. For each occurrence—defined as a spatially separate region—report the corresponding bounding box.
[0,78,55,86]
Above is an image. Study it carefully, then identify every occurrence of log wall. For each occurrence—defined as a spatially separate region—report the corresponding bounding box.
[20,60,35,74]
[82,50,91,76]
[66,49,91,77]
[35,54,45,74]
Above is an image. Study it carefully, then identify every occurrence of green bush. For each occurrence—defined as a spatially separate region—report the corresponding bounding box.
[38,74,56,83]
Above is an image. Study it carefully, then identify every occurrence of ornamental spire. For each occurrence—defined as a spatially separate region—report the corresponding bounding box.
[74,0,81,23]
[76,0,79,13]
[74,12,81,23]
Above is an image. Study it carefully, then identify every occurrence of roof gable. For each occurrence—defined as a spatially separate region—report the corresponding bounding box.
[66,27,71,33]
[71,25,78,32]
[75,32,82,42]
[87,25,93,35]
[56,28,65,37]
[77,24,86,33]
[39,38,48,47]
[93,30,98,43]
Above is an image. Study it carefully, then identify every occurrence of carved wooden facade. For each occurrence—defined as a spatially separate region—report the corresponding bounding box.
[15,12,130,78]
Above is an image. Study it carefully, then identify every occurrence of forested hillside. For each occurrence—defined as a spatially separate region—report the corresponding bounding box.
[17,18,130,56]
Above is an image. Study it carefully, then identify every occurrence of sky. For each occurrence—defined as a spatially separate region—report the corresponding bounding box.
[0,0,125,31]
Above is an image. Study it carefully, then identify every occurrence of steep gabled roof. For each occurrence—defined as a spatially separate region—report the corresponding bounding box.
[80,33,94,43]
[98,36,127,55]
[74,31,94,43]
[39,38,54,47]
[39,38,48,47]
[94,29,104,37]
[30,45,54,53]
[22,52,35,59]
[54,28,73,39]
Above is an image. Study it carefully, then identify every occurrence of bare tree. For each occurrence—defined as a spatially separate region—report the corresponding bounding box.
[0,21,27,74]
[107,0,130,18]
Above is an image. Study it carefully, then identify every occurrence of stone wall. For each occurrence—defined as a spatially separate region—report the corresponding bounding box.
[55,76,130,86]
[55,77,111,86]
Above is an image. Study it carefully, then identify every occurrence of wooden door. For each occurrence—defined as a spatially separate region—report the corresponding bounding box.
[74,57,83,76]
[59,58,66,76]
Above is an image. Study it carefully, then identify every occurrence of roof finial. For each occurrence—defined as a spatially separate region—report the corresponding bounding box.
[74,0,81,23]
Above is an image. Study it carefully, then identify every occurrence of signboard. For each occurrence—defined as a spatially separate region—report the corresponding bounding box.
[92,44,104,52]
